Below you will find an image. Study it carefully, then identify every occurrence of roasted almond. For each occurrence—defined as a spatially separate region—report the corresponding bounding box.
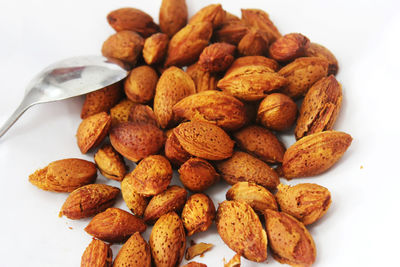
[110,99,136,126]
[305,42,339,75]
[113,232,151,267]
[101,31,144,65]
[269,33,310,62]
[121,177,149,217]
[81,239,112,267]
[186,62,218,92]
[182,193,215,236]
[241,9,281,43]
[128,104,158,127]
[226,55,279,75]
[237,29,269,56]
[214,21,249,45]
[124,66,158,104]
[94,144,126,181]
[164,130,191,166]
[77,112,111,154]
[159,0,188,37]
[178,157,219,192]
[198,42,236,72]
[143,33,169,65]
[189,4,224,29]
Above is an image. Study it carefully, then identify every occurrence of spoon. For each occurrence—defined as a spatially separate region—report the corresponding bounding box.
[0,55,129,138]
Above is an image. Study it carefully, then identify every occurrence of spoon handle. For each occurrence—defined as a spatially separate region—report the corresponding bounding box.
[0,97,34,138]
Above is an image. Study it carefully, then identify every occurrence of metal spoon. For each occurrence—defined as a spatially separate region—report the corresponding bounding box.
[0,55,129,138]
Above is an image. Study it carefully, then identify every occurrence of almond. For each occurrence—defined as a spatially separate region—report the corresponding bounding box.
[85,208,146,243]
[121,177,149,217]
[159,0,188,37]
[113,232,151,267]
[216,151,279,190]
[223,12,241,23]
[241,9,281,43]
[186,63,218,92]
[178,157,219,192]
[189,4,225,29]
[149,212,186,267]
[216,200,267,262]
[306,42,339,75]
[198,42,236,72]
[264,210,316,267]
[164,130,191,166]
[276,183,331,225]
[110,99,136,126]
[143,185,187,224]
[101,31,144,65]
[237,29,269,56]
[269,33,310,62]
[278,57,329,98]
[128,104,158,127]
[182,193,215,236]
[226,182,278,213]
[185,242,213,260]
[282,131,352,178]
[143,33,169,65]
[214,21,249,45]
[81,239,112,267]
[233,125,286,164]
[173,121,234,160]
[226,56,279,75]
[94,144,126,181]
[107,8,159,37]
[154,66,196,128]
[77,112,111,154]
[60,184,120,220]
[173,90,247,131]
[124,66,158,103]
[295,75,342,140]
[29,158,97,192]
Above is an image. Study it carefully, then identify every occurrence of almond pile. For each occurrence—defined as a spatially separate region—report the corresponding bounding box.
[28,1,352,266]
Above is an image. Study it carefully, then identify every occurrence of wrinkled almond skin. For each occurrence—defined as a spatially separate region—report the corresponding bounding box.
[94,144,126,181]
[186,63,218,92]
[81,239,112,267]
[154,67,196,128]
[164,22,213,67]
[295,75,342,140]
[282,131,352,178]
[226,182,278,213]
[198,42,236,72]
[101,31,144,65]
[226,56,279,75]
[182,193,215,236]
[189,4,224,29]
[144,185,187,224]
[233,125,286,164]
[110,99,136,126]
[164,131,191,166]
[128,104,158,127]
[125,155,172,197]
[216,200,267,262]
[241,9,281,43]
[85,208,146,243]
[217,65,287,101]
[107,8,159,37]
[269,33,310,62]
[124,66,158,103]
[60,184,120,220]
[109,122,165,162]
[278,57,329,99]
[216,151,279,190]
[214,21,249,45]
[276,183,331,225]
[306,42,339,75]
[143,33,169,65]
[77,112,111,154]
[173,90,247,131]
[173,121,234,160]
[29,158,97,192]
[159,0,188,37]
[121,177,149,217]
[113,232,151,267]
[178,157,219,192]
[257,93,298,131]
[81,82,123,119]
[150,212,186,267]
[238,29,269,56]
[264,210,316,267]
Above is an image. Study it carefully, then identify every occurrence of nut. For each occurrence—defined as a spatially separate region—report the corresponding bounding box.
[214,21,249,45]
[113,232,151,267]
[305,42,339,75]
[128,104,159,127]
[186,62,218,92]
[94,144,126,181]
[159,0,188,37]
[110,99,136,126]
[269,33,310,62]
[178,157,219,192]
[76,112,111,154]
[189,4,224,29]
[143,33,169,65]
[226,56,279,75]
[241,9,281,43]
[198,42,236,72]
[237,29,269,56]
[185,242,213,260]
[121,177,149,217]
[124,66,158,103]
[81,239,112,267]
[164,130,191,166]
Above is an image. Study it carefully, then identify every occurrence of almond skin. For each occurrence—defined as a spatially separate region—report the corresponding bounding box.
[150,212,186,267]
[178,157,219,192]
[216,151,280,190]
[94,144,126,181]
[173,90,247,131]
[113,232,151,267]
[226,56,280,75]
[107,8,159,37]
[124,66,158,103]
[125,155,172,197]
[143,185,187,224]
[241,9,281,43]
[216,200,267,262]
[282,131,352,178]
[233,125,286,164]
[60,184,120,220]
[238,29,269,56]
[29,158,97,192]
[269,33,310,62]
[159,0,188,37]
[109,122,165,162]
[128,104,158,127]
[85,208,146,243]
[101,31,144,65]
[154,66,196,128]
[186,63,218,92]
[121,177,149,217]
[81,239,112,267]
[306,42,339,75]
[214,21,249,45]
[164,131,191,166]
[278,57,329,98]
[264,210,316,267]
[173,121,234,160]
[276,183,332,225]
[143,33,169,65]
[77,112,111,154]
[295,75,342,140]
[189,4,224,29]
[181,193,215,236]
[110,99,136,126]
[198,43,236,72]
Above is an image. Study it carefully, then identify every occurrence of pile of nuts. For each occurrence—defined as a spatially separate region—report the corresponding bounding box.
[28,1,352,266]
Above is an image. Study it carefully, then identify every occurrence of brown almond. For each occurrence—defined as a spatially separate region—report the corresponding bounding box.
[241,9,281,43]
[185,242,213,260]
[159,0,188,37]
[269,33,310,62]
[223,12,240,23]
[94,144,126,181]
[124,66,158,103]
[295,75,342,140]
[178,157,219,192]
[121,177,149,217]
[113,232,151,267]
[306,42,339,75]
[81,239,112,267]
[101,31,144,65]
[189,4,225,29]
[143,33,169,65]
[29,158,97,192]
[198,43,236,73]
[186,62,218,92]
[282,131,352,178]
[77,112,111,154]
[110,99,136,126]
[216,151,279,190]
[128,104,158,127]
[214,20,249,45]
[182,193,215,236]
[164,130,191,166]
[107,8,159,37]
[85,208,146,243]
[237,29,269,56]
[226,56,279,75]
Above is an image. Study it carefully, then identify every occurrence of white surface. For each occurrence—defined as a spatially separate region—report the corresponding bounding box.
[0,0,400,266]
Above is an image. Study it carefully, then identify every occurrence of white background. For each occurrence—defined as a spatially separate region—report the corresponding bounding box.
[0,0,400,266]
